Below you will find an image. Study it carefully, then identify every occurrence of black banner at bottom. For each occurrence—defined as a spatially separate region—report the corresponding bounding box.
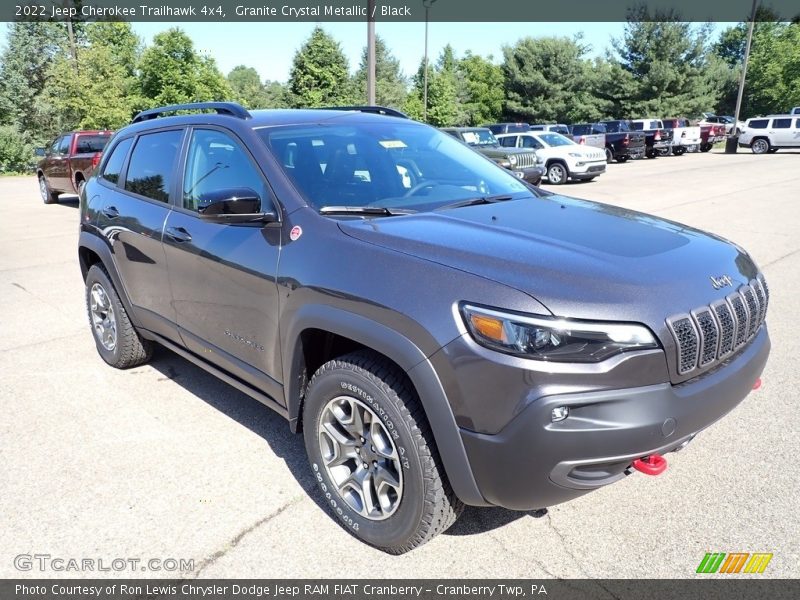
[3,579,799,600]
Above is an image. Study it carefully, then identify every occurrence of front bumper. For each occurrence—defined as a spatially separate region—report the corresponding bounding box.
[570,161,606,178]
[510,165,545,184]
[458,327,770,510]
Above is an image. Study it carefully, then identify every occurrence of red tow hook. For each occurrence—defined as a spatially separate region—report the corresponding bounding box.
[632,454,667,476]
[753,378,762,390]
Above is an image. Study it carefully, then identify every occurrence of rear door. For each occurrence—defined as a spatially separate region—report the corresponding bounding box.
[95,129,184,339]
[162,127,283,397]
[771,117,794,146]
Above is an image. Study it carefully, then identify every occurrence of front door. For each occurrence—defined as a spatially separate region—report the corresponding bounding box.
[162,127,283,398]
[47,135,73,192]
[95,129,184,339]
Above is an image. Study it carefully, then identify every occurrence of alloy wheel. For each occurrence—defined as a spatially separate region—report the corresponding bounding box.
[89,282,117,351]
[752,139,769,154]
[39,178,48,202]
[317,395,403,521]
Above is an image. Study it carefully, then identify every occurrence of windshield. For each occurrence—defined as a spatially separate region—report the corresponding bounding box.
[459,129,498,147]
[538,133,575,147]
[258,122,535,213]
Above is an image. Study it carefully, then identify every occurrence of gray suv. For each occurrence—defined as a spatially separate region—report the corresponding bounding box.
[79,102,770,554]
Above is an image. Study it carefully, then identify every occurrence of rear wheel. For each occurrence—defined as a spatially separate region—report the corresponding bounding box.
[646,148,658,159]
[751,138,770,154]
[85,264,152,369]
[673,147,686,156]
[38,175,59,204]
[546,162,568,185]
[604,147,613,163]
[616,155,629,163]
[303,351,463,554]
[700,143,712,152]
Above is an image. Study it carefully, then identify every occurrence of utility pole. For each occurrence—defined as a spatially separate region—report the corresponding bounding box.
[728,0,758,152]
[367,0,376,104]
[423,0,438,122]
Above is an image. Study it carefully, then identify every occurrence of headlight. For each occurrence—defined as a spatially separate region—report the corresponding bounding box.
[507,154,517,166]
[568,152,582,157]
[461,304,658,362]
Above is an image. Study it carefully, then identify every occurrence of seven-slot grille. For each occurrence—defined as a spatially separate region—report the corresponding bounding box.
[666,274,769,376]
[513,152,537,169]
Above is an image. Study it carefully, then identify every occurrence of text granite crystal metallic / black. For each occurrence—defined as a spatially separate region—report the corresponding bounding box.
[77,102,770,553]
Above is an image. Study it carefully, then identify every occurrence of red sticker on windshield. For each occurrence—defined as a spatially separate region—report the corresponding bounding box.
[289,226,303,241]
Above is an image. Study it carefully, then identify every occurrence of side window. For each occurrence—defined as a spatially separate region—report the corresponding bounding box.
[499,136,517,148]
[48,137,62,155]
[796,119,800,129]
[57,135,72,155]
[100,138,134,185]
[748,119,768,129]
[521,136,538,149]
[773,118,791,129]
[124,130,183,203]
[182,129,270,213]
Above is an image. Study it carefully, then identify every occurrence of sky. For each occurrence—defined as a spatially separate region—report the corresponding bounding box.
[129,22,632,82]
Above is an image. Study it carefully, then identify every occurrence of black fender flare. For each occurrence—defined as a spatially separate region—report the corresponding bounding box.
[78,230,144,332]
[283,304,488,506]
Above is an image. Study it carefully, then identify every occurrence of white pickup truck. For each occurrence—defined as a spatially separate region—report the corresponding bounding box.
[661,118,702,155]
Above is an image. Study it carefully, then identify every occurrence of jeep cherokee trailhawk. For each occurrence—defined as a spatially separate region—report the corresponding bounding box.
[79,102,770,554]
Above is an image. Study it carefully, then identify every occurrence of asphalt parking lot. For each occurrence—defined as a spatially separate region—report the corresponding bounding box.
[1,149,798,580]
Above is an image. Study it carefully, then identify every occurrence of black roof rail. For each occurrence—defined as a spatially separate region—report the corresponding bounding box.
[132,102,251,124]
[321,106,410,119]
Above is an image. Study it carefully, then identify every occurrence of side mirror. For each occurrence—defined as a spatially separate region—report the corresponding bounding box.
[34,147,46,157]
[197,187,279,225]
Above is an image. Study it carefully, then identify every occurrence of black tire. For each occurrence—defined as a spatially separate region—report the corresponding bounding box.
[646,148,657,159]
[579,176,597,183]
[38,175,59,204]
[85,264,152,369]
[751,138,770,154]
[604,147,613,163]
[616,155,629,163]
[700,143,712,152]
[76,178,86,196]
[673,147,686,156]
[303,350,463,554]
[546,162,568,185]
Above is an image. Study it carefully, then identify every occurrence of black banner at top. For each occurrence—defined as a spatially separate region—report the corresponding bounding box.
[5,0,800,23]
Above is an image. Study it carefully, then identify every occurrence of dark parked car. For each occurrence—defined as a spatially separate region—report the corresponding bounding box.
[36,130,113,203]
[570,122,646,163]
[440,127,544,185]
[484,122,531,135]
[79,102,770,554]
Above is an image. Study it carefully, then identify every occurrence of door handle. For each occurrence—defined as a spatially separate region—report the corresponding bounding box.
[101,206,119,219]
[166,226,192,243]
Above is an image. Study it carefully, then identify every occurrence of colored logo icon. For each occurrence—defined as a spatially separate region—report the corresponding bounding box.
[696,552,773,574]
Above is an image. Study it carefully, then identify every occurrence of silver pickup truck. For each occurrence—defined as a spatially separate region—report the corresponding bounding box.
[567,124,606,152]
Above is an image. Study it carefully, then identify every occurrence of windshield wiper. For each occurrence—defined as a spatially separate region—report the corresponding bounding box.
[319,206,416,216]
[436,194,516,211]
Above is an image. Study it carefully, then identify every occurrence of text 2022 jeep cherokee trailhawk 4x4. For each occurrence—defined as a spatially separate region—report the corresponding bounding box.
[78,102,770,554]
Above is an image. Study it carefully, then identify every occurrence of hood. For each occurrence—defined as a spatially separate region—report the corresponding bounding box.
[338,195,759,328]
[473,145,530,158]
[544,145,605,161]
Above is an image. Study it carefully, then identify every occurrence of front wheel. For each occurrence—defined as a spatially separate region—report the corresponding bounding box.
[546,163,567,184]
[751,138,770,154]
[303,351,463,554]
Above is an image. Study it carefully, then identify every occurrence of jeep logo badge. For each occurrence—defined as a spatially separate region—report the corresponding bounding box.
[710,275,734,290]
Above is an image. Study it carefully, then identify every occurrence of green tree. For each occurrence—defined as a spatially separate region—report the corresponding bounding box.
[602,17,729,118]
[0,22,62,139]
[354,35,407,107]
[405,55,459,126]
[138,28,231,107]
[457,52,504,126]
[0,125,35,173]
[503,36,603,123]
[228,65,268,109]
[288,27,354,107]
[41,22,142,131]
[263,80,291,108]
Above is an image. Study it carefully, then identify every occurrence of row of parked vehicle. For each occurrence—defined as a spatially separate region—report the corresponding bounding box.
[34,108,799,204]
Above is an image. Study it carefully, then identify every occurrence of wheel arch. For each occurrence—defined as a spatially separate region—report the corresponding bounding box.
[283,304,488,506]
[78,232,143,332]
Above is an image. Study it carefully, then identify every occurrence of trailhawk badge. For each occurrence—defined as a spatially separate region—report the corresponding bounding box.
[710,274,734,290]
